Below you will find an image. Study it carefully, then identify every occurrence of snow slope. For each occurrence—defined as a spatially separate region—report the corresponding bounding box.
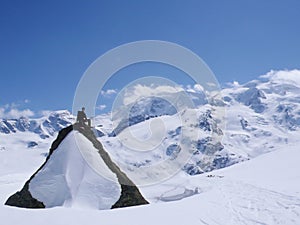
[1,141,300,224]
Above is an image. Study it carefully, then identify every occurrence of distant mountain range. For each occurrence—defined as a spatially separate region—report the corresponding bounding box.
[0,110,75,138]
[1,70,300,178]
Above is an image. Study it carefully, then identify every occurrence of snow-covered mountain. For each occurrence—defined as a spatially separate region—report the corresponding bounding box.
[1,69,300,224]
[222,70,300,157]
[0,110,75,138]
[0,110,75,170]
[95,70,300,182]
[1,70,300,180]
[109,96,178,136]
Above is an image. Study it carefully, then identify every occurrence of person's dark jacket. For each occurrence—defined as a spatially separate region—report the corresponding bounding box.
[77,110,87,123]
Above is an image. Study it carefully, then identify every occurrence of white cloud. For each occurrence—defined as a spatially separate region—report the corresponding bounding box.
[226,81,240,88]
[260,69,300,87]
[186,85,196,93]
[96,104,107,111]
[9,109,34,118]
[0,101,35,119]
[233,81,239,86]
[185,84,205,93]
[193,84,204,92]
[123,84,185,105]
[100,89,117,97]
[39,110,52,117]
[206,82,217,87]
[0,107,34,119]
[0,108,5,118]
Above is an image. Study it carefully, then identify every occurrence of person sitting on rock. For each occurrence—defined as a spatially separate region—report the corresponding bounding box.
[77,107,91,127]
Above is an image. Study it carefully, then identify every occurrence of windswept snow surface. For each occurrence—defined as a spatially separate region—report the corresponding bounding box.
[1,141,300,224]
[29,131,121,209]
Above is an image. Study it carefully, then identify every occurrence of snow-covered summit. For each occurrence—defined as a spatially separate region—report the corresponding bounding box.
[222,70,300,131]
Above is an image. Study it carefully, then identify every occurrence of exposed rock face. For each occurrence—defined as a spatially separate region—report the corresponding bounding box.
[112,184,148,209]
[5,184,45,208]
[5,124,148,209]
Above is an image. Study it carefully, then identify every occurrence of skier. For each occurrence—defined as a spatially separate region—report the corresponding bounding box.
[77,107,91,127]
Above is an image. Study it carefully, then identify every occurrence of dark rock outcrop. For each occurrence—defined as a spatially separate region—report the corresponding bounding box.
[5,184,45,208]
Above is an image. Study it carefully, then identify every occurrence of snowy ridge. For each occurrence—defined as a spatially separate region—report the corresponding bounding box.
[0,110,74,139]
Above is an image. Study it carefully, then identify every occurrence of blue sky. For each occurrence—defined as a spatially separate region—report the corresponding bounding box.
[0,0,299,116]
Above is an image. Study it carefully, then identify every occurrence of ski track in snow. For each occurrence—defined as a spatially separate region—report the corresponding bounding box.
[1,170,300,224]
[213,178,300,225]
